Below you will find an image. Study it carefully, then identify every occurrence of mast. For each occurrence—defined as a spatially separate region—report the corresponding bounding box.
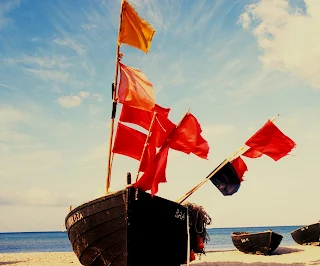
[106,0,125,194]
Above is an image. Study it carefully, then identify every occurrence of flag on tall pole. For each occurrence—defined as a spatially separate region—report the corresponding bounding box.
[119,0,155,53]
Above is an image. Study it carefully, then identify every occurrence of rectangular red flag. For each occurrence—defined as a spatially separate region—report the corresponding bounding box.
[119,104,171,131]
[112,122,146,160]
[134,144,170,196]
[168,113,209,159]
[117,62,156,111]
[245,120,296,161]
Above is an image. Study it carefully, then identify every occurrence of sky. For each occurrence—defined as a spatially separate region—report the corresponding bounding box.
[1,0,320,232]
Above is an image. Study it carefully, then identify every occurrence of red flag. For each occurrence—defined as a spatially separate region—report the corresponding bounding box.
[139,143,156,172]
[245,120,296,161]
[149,115,176,147]
[231,156,248,182]
[112,122,146,160]
[119,104,170,131]
[169,113,209,159]
[134,144,170,196]
[117,62,155,111]
[242,147,263,158]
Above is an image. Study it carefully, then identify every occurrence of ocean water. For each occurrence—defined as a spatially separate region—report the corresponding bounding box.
[0,225,301,253]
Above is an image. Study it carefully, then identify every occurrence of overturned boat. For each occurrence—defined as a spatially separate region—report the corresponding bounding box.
[291,221,320,246]
[231,230,283,255]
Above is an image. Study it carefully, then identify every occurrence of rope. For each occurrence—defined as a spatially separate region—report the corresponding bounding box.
[187,207,190,266]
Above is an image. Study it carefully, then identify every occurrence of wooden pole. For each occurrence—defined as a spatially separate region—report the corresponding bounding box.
[106,0,125,194]
[135,112,157,182]
[176,114,280,204]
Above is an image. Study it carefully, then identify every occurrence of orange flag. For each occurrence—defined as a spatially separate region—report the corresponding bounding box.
[119,0,155,53]
[117,62,156,111]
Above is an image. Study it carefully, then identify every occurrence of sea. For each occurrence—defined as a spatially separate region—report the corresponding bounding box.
[0,225,301,253]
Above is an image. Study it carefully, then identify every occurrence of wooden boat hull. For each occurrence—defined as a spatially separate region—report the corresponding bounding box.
[231,230,283,255]
[65,186,188,266]
[291,222,320,246]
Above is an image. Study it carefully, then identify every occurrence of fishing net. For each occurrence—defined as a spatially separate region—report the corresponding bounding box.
[183,202,212,254]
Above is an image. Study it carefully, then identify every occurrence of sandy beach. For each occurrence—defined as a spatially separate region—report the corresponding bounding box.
[0,246,319,266]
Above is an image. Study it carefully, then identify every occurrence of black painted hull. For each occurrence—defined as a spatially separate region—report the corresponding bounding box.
[65,187,188,266]
[231,230,283,255]
[291,222,320,246]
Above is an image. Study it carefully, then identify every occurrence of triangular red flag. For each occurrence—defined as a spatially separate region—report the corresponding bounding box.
[245,120,296,161]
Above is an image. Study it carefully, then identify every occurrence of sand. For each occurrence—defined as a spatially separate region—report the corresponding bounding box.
[0,246,319,266]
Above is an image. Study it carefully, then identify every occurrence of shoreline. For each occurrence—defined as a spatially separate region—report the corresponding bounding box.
[0,246,319,266]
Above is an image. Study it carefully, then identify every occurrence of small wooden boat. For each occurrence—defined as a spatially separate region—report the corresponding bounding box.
[231,230,283,255]
[65,185,189,266]
[291,221,320,246]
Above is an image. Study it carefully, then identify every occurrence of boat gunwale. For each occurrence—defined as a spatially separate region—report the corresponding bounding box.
[65,189,126,224]
[290,222,320,234]
[231,230,283,238]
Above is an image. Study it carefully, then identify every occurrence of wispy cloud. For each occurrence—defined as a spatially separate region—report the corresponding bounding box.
[0,0,20,30]
[56,91,103,108]
[239,0,320,89]
[53,38,86,56]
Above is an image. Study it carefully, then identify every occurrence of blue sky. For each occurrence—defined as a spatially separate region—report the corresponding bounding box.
[1,0,320,232]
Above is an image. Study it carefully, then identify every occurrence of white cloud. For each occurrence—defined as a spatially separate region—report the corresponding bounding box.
[7,55,71,69]
[239,0,320,89]
[79,91,90,98]
[24,68,70,82]
[56,95,82,108]
[56,91,103,108]
[53,38,86,55]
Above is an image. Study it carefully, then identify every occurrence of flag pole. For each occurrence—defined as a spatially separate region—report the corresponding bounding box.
[135,112,157,182]
[176,113,280,204]
[106,0,125,195]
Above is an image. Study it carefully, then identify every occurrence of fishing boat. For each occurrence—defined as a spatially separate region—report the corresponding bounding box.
[291,221,320,246]
[65,1,212,265]
[231,230,283,256]
[65,183,190,266]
